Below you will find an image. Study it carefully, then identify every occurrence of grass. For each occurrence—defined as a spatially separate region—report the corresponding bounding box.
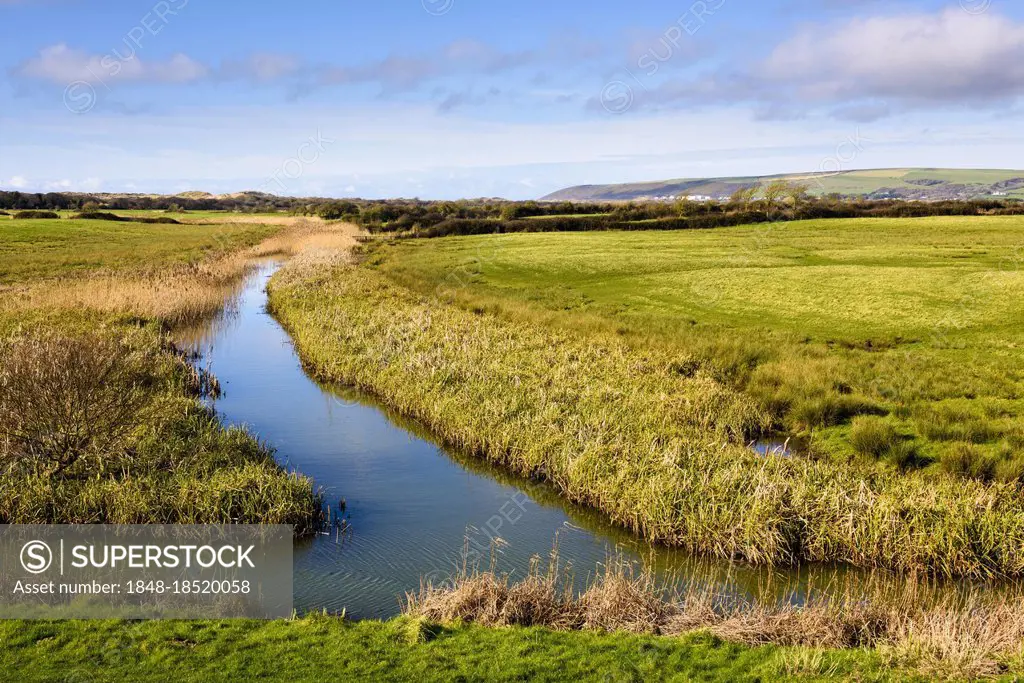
[267,217,1024,577]
[0,218,274,284]
[0,616,903,682]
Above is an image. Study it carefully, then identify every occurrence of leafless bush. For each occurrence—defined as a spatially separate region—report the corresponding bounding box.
[0,331,164,477]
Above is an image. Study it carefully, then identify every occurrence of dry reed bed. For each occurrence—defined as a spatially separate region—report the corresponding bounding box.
[0,219,359,327]
[268,257,1024,578]
[406,559,1024,679]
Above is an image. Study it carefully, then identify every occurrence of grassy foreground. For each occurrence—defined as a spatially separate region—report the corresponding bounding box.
[267,217,1024,577]
[0,617,898,682]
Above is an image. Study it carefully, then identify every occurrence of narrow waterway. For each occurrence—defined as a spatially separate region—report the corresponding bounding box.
[178,261,883,620]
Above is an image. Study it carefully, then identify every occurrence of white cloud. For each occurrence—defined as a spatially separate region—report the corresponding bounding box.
[220,53,301,82]
[761,9,1024,103]
[15,44,208,85]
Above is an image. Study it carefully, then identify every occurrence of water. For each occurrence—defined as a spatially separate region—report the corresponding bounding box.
[178,261,893,620]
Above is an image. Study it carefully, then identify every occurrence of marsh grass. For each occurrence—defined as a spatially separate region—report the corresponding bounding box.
[0,327,323,531]
[270,255,1024,577]
[407,551,1024,679]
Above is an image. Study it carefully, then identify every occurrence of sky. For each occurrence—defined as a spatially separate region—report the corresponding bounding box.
[1,0,1023,199]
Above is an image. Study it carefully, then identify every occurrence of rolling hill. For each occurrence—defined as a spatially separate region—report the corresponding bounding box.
[542,169,1024,202]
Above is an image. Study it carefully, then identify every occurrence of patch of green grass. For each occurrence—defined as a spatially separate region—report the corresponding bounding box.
[0,218,275,284]
[0,617,896,682]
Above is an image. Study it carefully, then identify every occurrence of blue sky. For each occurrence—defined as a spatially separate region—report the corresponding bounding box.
[2,0,1023,199]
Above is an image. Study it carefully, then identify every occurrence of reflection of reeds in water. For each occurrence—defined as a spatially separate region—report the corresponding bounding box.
[407,544,1024,679]
[0,220,360,329]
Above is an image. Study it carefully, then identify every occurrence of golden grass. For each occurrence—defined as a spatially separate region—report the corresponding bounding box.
[407,554,1024,680]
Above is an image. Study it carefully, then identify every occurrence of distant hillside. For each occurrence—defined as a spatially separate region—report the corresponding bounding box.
[542,169,1024,202]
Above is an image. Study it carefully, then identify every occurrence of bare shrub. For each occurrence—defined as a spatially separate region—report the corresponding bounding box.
[0,331,164,477]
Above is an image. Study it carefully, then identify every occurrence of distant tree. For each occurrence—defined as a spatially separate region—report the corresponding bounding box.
[674,196,699,217]
[316,201,358,220]
[785,183,810,205]
[500,204,523,221]
[729,186,758,207]
[762,180,791,206]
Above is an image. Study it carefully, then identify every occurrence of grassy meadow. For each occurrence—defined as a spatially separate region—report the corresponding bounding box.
[268,216,1024,577]
[0,214,327,529]
[372,216,1024,477]
[0,217,274,284]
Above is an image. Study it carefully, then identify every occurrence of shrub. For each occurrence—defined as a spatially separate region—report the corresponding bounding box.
[74,211,180,225]
[13,210,59,219]
[0,331,164,477]
[0,330,324,530]
[75,211,126,221]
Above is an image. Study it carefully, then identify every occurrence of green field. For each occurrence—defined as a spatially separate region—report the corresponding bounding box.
[376,216,1024,340]
[373,216,1024,472]
[0,218,274,284]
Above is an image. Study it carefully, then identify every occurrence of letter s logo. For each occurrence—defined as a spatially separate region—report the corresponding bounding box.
[20,541,53,574]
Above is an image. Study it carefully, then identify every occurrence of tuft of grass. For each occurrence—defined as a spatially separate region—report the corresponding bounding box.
[848,417,915,467]
[914,403,998,444]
